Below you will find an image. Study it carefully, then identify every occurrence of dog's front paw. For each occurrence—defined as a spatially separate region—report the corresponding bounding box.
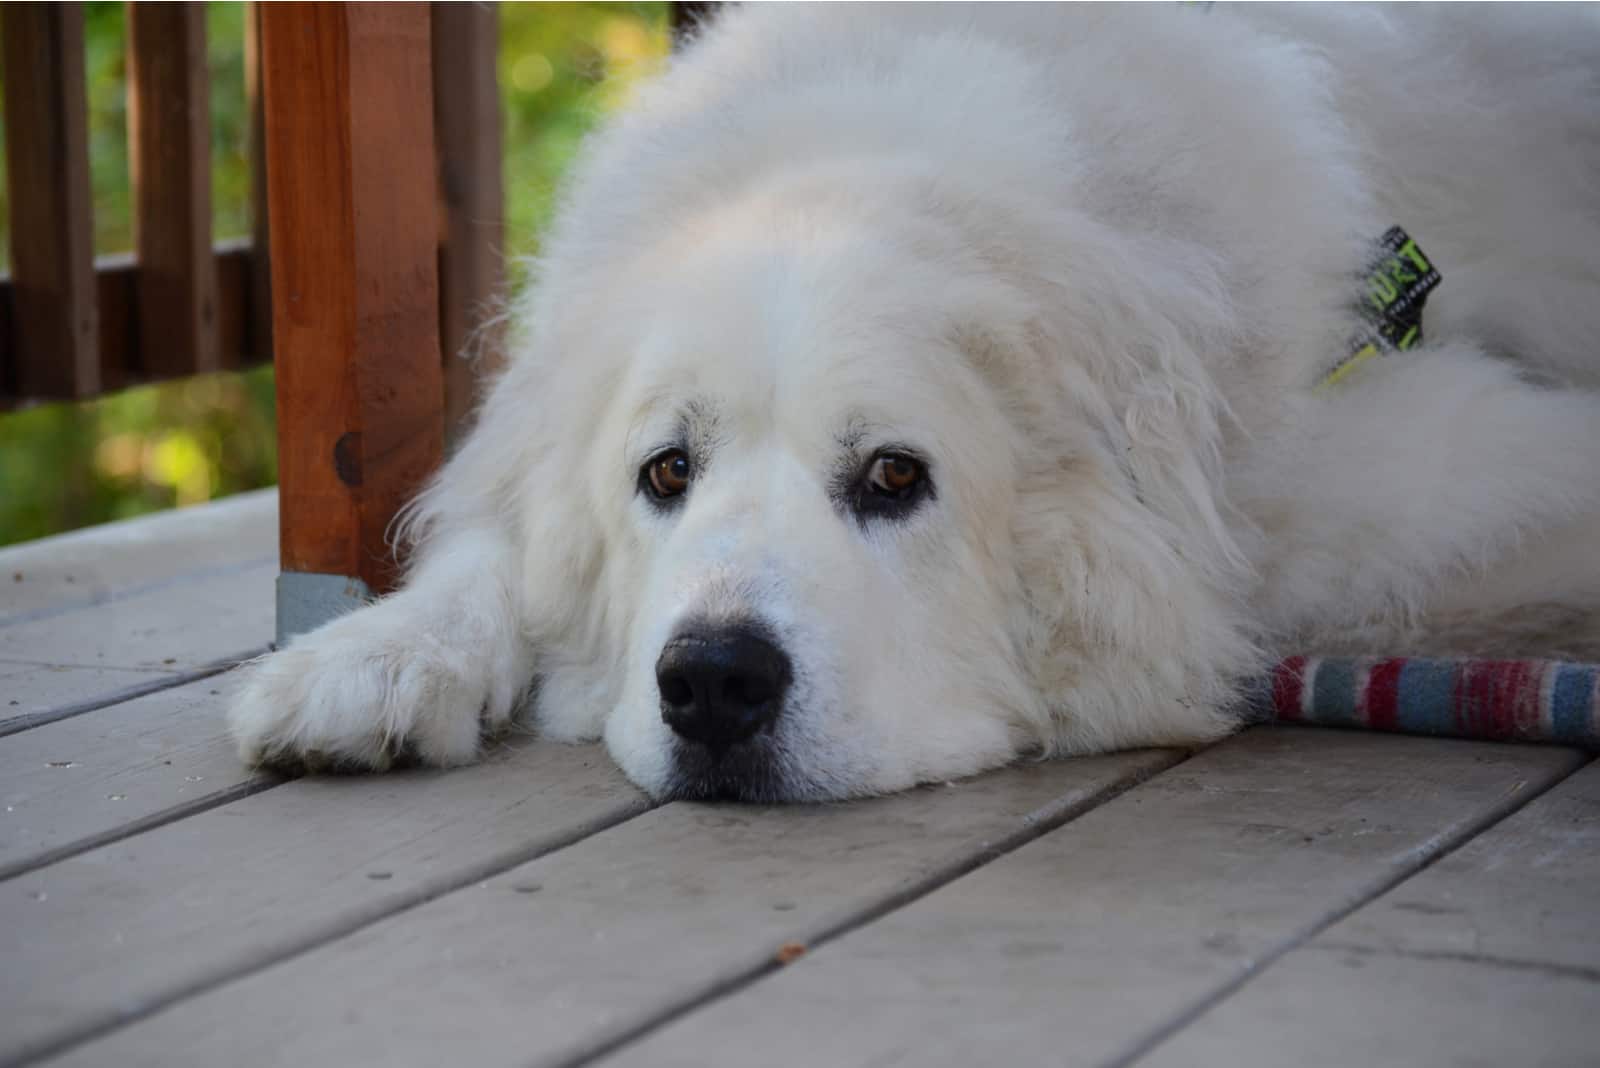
[230,605,507,773]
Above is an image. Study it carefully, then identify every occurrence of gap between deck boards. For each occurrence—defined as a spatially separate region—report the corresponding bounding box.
[1100,753,1599,1068]
[6,660,1591,1068]
[1133,759,1600,1068]
[2,779,654,1068]
[0,649,267,739]
[0,666,287,883]
[6,749,1177,1067]
[0,776,279,884]
[3,646,1175,1066]
[582,734,1587,1068]
[553,750,1189,1068]
[0,494,279,733]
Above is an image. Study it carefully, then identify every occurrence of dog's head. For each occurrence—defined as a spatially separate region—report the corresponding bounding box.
[461,180,1256,801]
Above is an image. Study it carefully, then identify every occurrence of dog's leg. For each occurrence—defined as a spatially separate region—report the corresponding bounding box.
[1241,342,1600,654]
[230,525,533,771]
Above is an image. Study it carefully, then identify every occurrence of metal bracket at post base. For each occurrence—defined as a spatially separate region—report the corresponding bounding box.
[275,571,374,648]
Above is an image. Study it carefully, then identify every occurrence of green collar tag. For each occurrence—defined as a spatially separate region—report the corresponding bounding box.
[1319,226,1441,389]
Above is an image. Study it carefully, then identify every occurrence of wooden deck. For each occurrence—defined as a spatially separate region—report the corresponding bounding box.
[3,494,1596,1067]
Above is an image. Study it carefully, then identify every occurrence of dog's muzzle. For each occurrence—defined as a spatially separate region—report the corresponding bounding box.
[655,623,792,753]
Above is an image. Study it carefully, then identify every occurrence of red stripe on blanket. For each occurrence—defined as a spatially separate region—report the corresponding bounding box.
[1362,658,1405,731]
[1457,660,1541,741]
[1273,656,1307,721]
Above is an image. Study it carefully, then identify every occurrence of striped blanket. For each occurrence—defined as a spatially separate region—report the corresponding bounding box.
[1248,657,1599,749]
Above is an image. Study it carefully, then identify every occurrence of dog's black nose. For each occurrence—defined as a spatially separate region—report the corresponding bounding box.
[656,625,792,751]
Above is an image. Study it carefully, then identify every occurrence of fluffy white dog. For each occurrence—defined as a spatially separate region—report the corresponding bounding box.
[232,4,1600,801]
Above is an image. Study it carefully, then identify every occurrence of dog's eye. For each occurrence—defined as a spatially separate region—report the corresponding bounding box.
[868,454,923,496]
[644,449,692,500]
[854,451,931,520]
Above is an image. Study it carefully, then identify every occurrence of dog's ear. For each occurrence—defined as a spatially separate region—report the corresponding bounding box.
[996,221,1265,752]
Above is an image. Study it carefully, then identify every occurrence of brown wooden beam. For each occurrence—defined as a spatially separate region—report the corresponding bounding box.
[127,2,219,378]
[261,2,445,636]
[0,244,269,409]
[0,4,99,400]
[431,1,505,442]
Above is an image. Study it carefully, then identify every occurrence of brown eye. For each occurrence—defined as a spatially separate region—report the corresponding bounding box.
[845,449,933,522]
[867,453,924,496]
[646,450,691,499]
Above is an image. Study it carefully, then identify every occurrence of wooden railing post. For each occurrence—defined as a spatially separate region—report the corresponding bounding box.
[431,2,505,442]
[261,3,445,644]
[0,4,98,399]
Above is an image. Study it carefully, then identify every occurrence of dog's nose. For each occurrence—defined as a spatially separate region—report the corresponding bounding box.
[656,625,792,751]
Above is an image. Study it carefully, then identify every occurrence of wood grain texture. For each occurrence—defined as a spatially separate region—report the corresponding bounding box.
[431,1,504,441]
[0,561,274,730]
[1140,761,1600,1068]
[0,489,276,622]
[262,2,444,594]
[0,3,99,399]
[126,2,219,378]
[0,740,647,1066]
[601,730,1586,1068]
[2,244,266,404]
[0,665,172,730]
[1150,947,1600,1068]
[0,673,275,881]
[0,270,12,398]
[43,751,1180,1068]
[0,491,277,730]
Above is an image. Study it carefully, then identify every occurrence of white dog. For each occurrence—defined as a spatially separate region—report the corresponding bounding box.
[232,4,1600,801]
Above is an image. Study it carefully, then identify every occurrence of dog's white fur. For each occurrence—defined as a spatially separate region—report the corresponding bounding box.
[233,4,1600,800]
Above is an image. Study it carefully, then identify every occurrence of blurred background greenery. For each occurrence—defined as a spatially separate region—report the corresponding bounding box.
[0,2,670,547]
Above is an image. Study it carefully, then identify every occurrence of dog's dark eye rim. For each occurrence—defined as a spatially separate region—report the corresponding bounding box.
[853,448,933,519]
[640,448,692,503]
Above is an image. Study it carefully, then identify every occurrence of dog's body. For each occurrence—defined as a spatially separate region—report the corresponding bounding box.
[233,4,1600,800]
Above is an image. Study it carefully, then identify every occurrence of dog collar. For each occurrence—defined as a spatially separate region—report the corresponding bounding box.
[1318,226,1441,389]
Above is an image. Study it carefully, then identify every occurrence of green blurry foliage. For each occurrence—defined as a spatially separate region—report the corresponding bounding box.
[501,3,670,285]
[0,3,669,547]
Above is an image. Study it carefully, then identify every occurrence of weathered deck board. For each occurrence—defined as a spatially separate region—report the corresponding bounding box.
[594,729,1584,1068]
[1,664,174,724]
[0,740,648,1065]
[0,559,272,671]
[0,490,275,622]
[6,495,1596,1067]
[0,561,273,732]
[1139,760,1600,1068]
[37,750,1181,1068]
[0,672,273,881]
[0,491,278,732]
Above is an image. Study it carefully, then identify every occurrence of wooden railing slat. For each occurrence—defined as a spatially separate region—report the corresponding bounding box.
[431,2,505,441]
[0,4,99,399]
[244,1,273,373]
[126,2,219,378]
[262,2,445,627]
